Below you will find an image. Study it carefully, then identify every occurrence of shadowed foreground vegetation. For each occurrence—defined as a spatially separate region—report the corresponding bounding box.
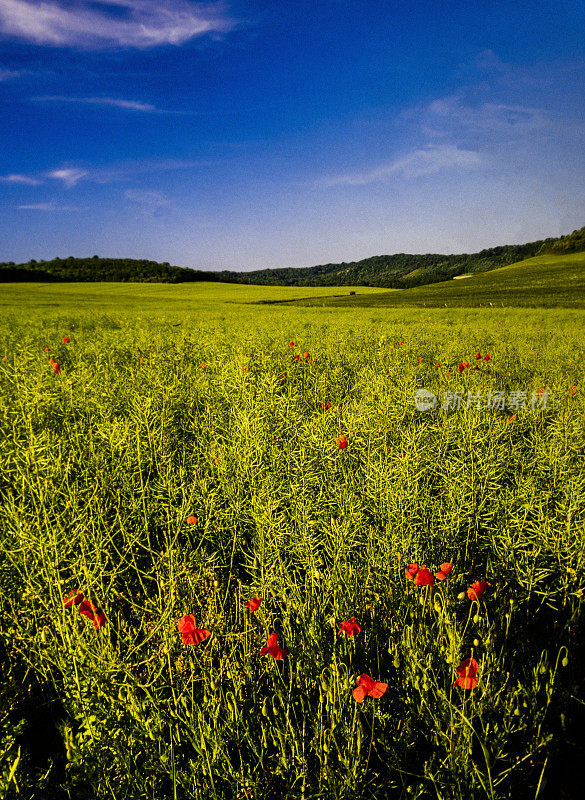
[0,290,584,799]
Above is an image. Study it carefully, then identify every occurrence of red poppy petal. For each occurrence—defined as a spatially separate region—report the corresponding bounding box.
[78,600,96,619]
[177,614,196,633]
[356,674,375,692]
[368,681,388,699]
[440,562,453,575]
[352,685,368,703]
[64,591,84,607]
[93,610,107,629]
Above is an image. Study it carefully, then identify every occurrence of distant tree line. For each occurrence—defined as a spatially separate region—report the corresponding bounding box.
[538,227,585,255]
[1,226,583,288]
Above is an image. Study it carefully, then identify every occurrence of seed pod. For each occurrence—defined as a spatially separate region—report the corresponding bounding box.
[457,592,466,601]
[562,656,569,667]
[473,614,480,624]
[321,678,329,693]
[272,697,279,716]
[393,655,400,669]
[213,580,219,589]
[473,639,480,647]
[261,698,270,717]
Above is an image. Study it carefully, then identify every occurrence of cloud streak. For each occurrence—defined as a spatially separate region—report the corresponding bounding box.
[17,202,83,211]
[31,95,167,113]
[319,144,482,187]
[0,67,24,81]
[47,168,89,187]
[0,0,235,50]
[0,173,43,185]
[124,189,171,215]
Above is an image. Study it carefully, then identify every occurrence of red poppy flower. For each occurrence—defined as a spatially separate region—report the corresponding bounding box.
[260,632,287,660]
[484,354,491,362]
[49,357,55,365]
[414,567,435,586]
[336,435,348,450]
[405,563,419,580]
[570,385,577,397]
[245,596,262,612]
[200,362,206,369]
[177,615,211,645]
[458,362,465,373]
[295,354,301,361]
[435,363,441,367]
[476,352,482,360]
[400,341,404,345]
[537,388,545,396]
[352,674,388,703]
[507,415,515,424]
[64,591,84,607]
[303,352,309,359]
[416,357,422,363]
[63,336,70,343]
[186,516,197,525]
[338,616,362,637]
[468,580,490,601]
[454,657,479,690]
[92,609,107,629]
[52,363,61,373]
[78,600,107,629]
[289,341,295,347]
[281,372,287,379]
[242,366,248,372]
[435,562,453,580]
[140,357,146,364]
[320,402,331,410]
[44,347,50,352]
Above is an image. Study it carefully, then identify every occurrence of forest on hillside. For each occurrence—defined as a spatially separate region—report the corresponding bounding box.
[2,227,584,289]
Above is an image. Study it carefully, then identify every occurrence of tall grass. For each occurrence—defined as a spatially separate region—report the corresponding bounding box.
[0,294,584,799]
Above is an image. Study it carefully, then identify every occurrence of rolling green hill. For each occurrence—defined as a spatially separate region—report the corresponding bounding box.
[276,251,585,309]
[2,226,583,292]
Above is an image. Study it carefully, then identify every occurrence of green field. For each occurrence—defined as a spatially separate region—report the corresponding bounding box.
[276,252,585,308]
[1,280,584,800]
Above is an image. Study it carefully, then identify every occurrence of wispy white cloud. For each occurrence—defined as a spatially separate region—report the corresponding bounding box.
[318,144,482,187]
[1,157,212,189]
[46,168,89,187]
[17,202,83,211]
[421,94,552,140]
[0,67,24,81]
[124,188,170,214]
[0,173,43,185]
[0,0,235,50]
[31,95,166,112]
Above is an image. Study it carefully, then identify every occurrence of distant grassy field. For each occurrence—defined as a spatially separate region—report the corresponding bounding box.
[276,252,585,308]
[1,283,584,800]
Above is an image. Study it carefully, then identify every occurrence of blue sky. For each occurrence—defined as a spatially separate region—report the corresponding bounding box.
[0,0,583,270]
